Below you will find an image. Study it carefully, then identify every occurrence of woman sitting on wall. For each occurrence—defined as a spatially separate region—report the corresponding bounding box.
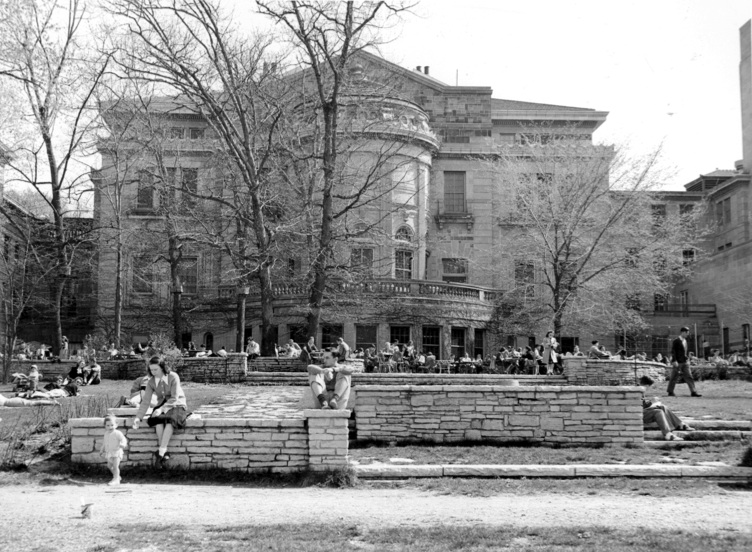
[132,356,189,468]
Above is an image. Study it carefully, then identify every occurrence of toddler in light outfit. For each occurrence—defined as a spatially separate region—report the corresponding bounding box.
[100,415,128,485]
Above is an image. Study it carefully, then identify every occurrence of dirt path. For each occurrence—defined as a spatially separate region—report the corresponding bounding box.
[3,480,751,549]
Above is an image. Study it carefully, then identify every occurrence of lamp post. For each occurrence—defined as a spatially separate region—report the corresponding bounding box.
[236,285,250,353]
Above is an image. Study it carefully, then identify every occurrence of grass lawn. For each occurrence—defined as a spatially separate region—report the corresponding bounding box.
[655,379,752,420]
[61,522,752,552]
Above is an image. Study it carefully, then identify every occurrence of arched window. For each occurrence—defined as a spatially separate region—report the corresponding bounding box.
[395,225,413,242]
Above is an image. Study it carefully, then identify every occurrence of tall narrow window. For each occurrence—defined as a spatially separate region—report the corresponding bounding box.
[474,329,485,359]
[421,326,441,359]
[450,327,466,360]
[179,257,198,295]
[395,250,413,280]
[182,168,198,209]
[514,260,535,298]
[355,325,378,351]
[350,248,373,276]
[136,172,154,210]
[443,171,466,213]
[132,256,153,294]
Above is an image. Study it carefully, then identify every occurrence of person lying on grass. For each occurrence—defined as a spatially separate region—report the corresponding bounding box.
[640,376,695,441]
[0,393,59,407]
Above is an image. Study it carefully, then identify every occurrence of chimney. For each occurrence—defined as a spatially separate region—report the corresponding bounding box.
[424,66,430,75]
[415,65,422,72]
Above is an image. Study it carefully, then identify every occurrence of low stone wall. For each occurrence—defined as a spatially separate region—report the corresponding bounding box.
[11,354,248,384]
[70,409,349,473]
[354,385,644,446]
[247,357,365,373]
[563,358,668,386]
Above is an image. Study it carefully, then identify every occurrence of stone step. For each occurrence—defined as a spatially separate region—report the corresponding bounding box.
[681,420,752,430]
[644,430,749,441]
[642,440,736,448]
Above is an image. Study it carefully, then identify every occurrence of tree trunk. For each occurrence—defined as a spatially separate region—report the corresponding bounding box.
[258,265,275,356]
[113,234,123,348]
[236,292,246,353]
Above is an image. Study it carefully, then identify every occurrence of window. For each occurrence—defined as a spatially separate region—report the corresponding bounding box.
[395,225,413,242]
[182,168,198,208]
[654,293,667,311]
[350,248,373,276]
[287,258,299,277]
[514,260,535,298]
[355,325,378,351]
[679,204,694,216]
[132,256,153,294]
[321,324,343,350]
[474,329,485,359]
[288,325,308,346]
[421,326,441,359]
[682,249,695,266]
[395,249,413,280]
[716,198,731,226]
[179,257,198,295]
[442,258,468,283]
[651,204,666,225]
[189,128,205,140]
[443,171,466,213]
[742,324,750,342]
[390,326,411,347]
[450,327,466,360]
[169,127,184,139]
[136,172,154,210]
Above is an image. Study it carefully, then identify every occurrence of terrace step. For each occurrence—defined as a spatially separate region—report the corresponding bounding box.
[243,372,567,386]
[642,440,740,448]
[680,420,752,430]
[643,430,750,441]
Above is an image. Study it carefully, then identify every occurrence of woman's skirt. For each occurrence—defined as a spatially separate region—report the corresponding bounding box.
[146,405,189,429]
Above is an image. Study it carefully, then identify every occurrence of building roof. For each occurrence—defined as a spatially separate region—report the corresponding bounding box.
[683,169,738,192]
[491,98,597,112]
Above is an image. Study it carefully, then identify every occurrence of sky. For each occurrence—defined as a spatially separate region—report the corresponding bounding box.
[372,0,751,189]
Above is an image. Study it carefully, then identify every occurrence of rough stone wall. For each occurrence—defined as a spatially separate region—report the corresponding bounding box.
[12,354,248,383]
[563,358,668,386]
[354,385,643,446]
[70,410,349,473]
[246,357,364,373]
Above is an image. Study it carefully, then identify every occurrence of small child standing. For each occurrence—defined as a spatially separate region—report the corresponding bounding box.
[100,415,128,485]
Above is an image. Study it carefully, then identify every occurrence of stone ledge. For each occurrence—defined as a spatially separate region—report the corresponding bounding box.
[303,409,352,419]
[351,463,752,479]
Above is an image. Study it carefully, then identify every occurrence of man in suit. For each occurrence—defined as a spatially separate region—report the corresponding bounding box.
[667,326,702,397]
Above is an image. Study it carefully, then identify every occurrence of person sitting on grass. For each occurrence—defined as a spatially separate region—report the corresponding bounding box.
[307,349,354,410]
[640,376,695,441]
[0,393,59,407]
[83,360,101,386]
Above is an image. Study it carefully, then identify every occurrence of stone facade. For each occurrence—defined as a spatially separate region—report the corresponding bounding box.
[354,385,644,446]
[70,409,349,473]
[562,358,668,386]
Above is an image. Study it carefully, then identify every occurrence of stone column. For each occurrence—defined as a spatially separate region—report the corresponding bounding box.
[304,409,350,471]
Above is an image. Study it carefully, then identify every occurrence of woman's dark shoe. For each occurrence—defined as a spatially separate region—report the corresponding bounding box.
[160,453,170,467]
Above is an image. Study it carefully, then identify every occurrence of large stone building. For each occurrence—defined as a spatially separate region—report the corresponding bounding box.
[648,20,752,356]
[93,52,609,358]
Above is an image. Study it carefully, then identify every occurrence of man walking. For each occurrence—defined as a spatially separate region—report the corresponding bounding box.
[667,326,702,397]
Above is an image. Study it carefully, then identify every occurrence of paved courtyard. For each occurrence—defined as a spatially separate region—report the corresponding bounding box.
[192,385,308,419]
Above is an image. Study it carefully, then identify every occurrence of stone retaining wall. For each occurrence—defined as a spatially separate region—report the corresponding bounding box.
[11,355,248,384]
[354,385,644,446]
[247,357,365,373]
[70,409,349,473]
[563,358,668,386]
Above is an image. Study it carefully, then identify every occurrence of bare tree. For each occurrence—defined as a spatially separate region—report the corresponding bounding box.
[106,0,294,354]
[0,198,58,382]
[491,131,708,339]
[257,0,417,339]
[0,0,110,354]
